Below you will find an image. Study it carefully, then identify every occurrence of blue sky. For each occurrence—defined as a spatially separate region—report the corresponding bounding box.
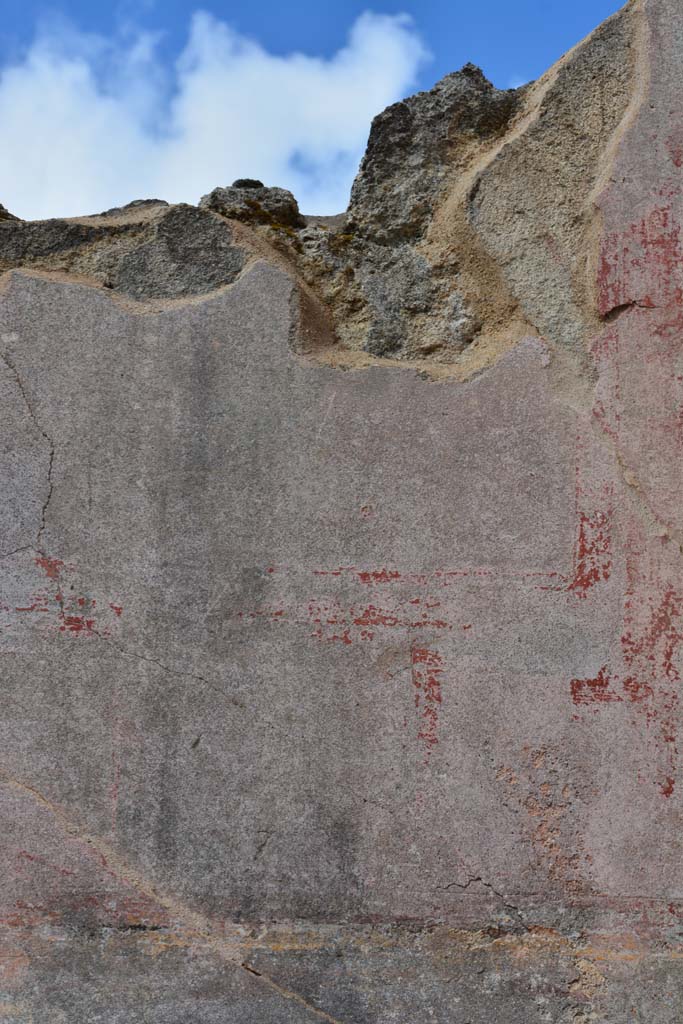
[0,0,624,218]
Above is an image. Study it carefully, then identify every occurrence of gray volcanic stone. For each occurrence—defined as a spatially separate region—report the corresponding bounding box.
[106,204,247,300]
[286,66,523,359]
[280,65,525,359]
[98,198,170,216]
[231,178,265,189]
[200,181,304,228]
[0,202,247,301]
[0,217,107,262]
[284,15,638,362]
[468,2,639,353]
[347,63,522,245]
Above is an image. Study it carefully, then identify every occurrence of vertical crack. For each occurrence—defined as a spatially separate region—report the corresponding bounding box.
[39,445,55,552]
[0,351,56,553]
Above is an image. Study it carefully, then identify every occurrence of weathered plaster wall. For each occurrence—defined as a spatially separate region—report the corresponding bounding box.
[1,0,682,1020]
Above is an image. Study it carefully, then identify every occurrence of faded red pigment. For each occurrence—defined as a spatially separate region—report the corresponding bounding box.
[7,558,124,641]
[571,169,683,798]
[34,556,65,580]
[411,646,444,764]
[567,511,612,596]
[237,482,615,763]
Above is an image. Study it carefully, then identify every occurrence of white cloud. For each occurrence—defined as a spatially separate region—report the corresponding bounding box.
[507,74,530,89]
[0,11,429,220]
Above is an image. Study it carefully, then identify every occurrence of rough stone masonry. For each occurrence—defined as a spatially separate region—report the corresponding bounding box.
[0,0,682,1020]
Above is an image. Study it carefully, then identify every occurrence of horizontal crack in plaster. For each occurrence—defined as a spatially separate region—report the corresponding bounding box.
[437,875,530,932]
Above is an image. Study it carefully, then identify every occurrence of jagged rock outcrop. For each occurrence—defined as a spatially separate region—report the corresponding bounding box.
[347,64,521,245]
[200,179,305,230]
[0,201,247,301]
[303,65,522,357]
[3,1,683,1021]
[291,3,637,363]
[0,2,637,364]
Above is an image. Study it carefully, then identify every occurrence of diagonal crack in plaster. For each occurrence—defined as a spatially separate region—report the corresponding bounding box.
[0,544,33,562]
[0,352,55,553]
[0,771,345,1024]
[90,628,247,711]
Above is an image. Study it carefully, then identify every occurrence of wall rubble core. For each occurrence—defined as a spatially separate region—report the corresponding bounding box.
[2,0,683,1020]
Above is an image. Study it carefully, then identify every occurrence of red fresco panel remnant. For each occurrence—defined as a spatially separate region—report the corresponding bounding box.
[574,98,683,799]
[567,436,614,600]
[238,573,464,761]
[34,556,66,580]
[598,195,683,316]
[252,183,683,796]
[242,545,609,765]
[410,645,444,764]
[571,520,683,798]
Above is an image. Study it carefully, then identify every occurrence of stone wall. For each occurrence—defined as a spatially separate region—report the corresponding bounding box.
[1,1,682,1020]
